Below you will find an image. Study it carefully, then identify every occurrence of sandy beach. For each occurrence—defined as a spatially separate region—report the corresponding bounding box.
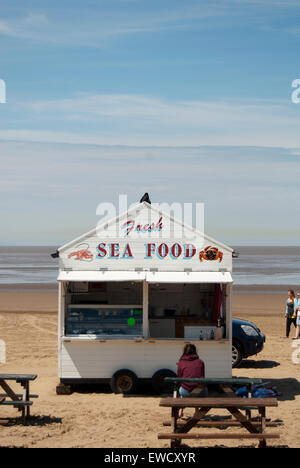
[0,288,299,448]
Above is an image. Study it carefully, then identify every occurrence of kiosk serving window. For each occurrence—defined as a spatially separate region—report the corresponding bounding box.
[148,282,226,339]
[65,281,143,337]
[63,279,227,340]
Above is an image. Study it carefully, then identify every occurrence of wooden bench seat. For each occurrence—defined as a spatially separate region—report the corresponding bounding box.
[163,420,281,428]
[158,432,280,440]
[0,374,37,381]
[165,377,265,385]
[0,393,38,399]
[159,397,278,408]
[1,401,33,406]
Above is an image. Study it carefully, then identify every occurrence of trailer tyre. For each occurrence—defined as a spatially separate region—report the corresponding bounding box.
[110,369,138,394]
[151,369,177,395]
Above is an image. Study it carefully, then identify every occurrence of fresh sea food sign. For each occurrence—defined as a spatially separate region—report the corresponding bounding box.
[61,212,229,272]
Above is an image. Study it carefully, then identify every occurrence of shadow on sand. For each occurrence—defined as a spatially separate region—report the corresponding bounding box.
[65,369,300,403]
[267,378,300,402]
[239,359,280,369]
[0,415,62,427]
[234,376,300,402]
[72,382,163,398]
[179,443,289,449]
[73,383,112,395]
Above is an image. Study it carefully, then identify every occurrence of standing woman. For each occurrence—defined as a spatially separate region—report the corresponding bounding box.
[294,292,300,340]
[286,290,297,338]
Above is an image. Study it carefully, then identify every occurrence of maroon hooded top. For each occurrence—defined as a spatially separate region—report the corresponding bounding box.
[177,354,205,392]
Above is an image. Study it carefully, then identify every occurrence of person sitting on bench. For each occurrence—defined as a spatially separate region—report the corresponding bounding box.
[177,344,207,418]
[177,343,207,396]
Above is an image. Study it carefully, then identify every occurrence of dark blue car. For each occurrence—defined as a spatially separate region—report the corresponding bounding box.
[232,318,266,368]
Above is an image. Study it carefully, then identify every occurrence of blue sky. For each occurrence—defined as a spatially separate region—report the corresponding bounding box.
[0,0,300,245]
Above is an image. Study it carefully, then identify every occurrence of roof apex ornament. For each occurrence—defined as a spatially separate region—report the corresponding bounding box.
[140,193,151,204]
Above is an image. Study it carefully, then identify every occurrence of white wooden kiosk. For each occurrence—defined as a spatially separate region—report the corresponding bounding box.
[57,201,233,394]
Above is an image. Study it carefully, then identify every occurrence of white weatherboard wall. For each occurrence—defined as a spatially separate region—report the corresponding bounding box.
[60,341,232,379]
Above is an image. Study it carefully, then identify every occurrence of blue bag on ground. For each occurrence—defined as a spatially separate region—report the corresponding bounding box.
[251,387,276,398]
[235,386,249,398]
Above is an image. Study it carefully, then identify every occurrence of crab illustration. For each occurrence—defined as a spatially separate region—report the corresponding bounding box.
[199,246,223,262]
[68,249,93,261]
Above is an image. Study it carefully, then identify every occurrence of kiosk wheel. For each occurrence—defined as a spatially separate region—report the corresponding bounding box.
[151,369,177,395]
[110,369,138,394]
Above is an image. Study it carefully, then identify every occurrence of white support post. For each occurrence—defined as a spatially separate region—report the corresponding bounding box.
[227,282,233,377]
[58,281,62,378]
[227,283,233,342]
[58,281,66,378]
[143,280,149,338]
[58,282,66,338]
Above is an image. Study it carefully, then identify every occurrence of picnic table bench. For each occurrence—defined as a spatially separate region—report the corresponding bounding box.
[0,374,38,425]
[158,377,280,448]
[165,377,266,397]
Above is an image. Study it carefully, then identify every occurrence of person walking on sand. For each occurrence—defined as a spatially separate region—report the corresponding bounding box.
[285,290,297,338]
[294,292,300,340]
[177,344,207,417]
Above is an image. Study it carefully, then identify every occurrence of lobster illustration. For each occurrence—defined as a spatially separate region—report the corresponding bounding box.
[199,246,223,263]
[68,244,93,261]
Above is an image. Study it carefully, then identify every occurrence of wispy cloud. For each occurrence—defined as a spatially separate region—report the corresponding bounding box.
[0,0,299,46]
[262,24,300,36]
[2,93,300,147]
[235,0,300,5]
[0,4,225,46]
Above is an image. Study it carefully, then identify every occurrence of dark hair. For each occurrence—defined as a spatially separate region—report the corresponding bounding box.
[288,290,295,298]
[182,343,198,356]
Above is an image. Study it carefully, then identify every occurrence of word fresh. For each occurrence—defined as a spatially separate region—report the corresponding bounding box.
[122,217,163,236]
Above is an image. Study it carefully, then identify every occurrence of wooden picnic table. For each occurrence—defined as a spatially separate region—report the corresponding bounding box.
[158,396,280,448]
[0,374,38,424]
[159,377,280,448]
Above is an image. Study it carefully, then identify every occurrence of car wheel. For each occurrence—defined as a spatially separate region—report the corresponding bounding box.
[232,340,243,368]
[151,369,177,394]
[110,369,138,394]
